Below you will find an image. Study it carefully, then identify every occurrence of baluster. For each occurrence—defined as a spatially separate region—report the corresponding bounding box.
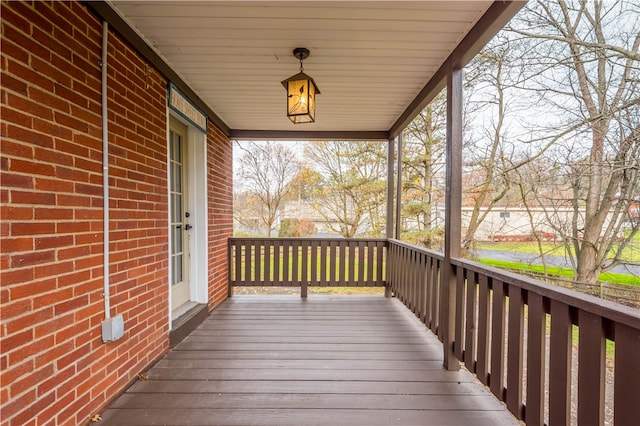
[464,272,477,372]
[490,279,506,400]
[506,286,524,420]
[367,241,375,286]
[320,240,327,285]
[418,252,426,322]
[338,240,346,285]
[614,323,640,424]
[549,300,571,426]
[274,240,281,285]
[476,274,490,385]
[255,239,262,284]
[357,241,365,286]
[454,266,466,360]
[310,240,318,286]
[577,311,605,426]
[377,240,385,285]
[292,240,299,286]
[526,292,546,426]
[282,240,290,285]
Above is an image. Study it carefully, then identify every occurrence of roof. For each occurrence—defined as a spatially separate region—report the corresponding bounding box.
[92,1,525,140]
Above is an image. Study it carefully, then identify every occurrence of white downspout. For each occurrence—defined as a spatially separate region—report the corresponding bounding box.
[102,21,110,320]
[100,22,124,342]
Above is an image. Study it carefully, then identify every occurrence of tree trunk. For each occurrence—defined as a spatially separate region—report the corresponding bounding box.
[575,245,601,285]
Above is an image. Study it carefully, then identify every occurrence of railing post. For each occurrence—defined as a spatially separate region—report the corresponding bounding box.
[442,67,462,371]
[385,137,395,298]
[384,286,392,298]
[227,238,234,298]
[395,133,402,240]
[386,137,395,240]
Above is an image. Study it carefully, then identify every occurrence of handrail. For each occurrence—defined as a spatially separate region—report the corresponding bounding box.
[452,257,640,330]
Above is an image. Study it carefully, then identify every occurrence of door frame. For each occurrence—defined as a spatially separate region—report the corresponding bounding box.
[169,117,190,311]
[167,112,208,326]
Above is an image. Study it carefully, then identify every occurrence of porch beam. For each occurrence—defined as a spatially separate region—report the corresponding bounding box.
[442,67,463,371]
[229,129,389,141]
[389,0,525,138]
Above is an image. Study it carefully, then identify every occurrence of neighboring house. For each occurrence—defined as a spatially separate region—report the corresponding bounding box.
[630,201,640,225]
[1,2,232,425]
[285,200,618,242]
[403,205,622,242]
[459,207,622,242]
[281,200,331,233]
[282,199,379,237]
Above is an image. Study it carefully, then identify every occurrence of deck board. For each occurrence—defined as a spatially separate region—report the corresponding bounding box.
[100,295,517,425]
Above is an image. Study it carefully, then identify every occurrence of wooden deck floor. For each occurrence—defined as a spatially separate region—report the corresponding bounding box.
[100,295,517,425]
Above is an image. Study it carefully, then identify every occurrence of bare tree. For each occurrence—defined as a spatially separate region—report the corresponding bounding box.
[235,141,300,236]
[509,0,640,283]
[461,37,528,250]
[233,191,262,235]
[398,38,526,250]
[401,92,446,244]
[304,141,387,237]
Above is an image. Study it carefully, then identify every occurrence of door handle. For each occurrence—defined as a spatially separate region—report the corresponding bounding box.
[185,224,193,231]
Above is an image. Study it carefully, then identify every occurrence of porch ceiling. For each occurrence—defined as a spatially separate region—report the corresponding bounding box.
[102,1,524,139]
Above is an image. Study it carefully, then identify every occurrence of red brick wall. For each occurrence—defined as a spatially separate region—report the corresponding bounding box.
[207,126,233,309]
[0,1,232,424]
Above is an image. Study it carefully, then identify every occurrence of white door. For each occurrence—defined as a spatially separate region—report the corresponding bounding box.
[169,118,191,311]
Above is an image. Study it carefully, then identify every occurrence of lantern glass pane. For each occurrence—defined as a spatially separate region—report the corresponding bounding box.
[308,81,316,118]
[287,79,310,116]
[291,114,314,124]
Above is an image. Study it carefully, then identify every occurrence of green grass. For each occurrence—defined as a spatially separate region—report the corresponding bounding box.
[478,258,640,286]
[475,241,566,256]
[309,287,384,295]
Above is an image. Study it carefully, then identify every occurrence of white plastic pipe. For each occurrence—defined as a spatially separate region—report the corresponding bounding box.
[101,21,111,319]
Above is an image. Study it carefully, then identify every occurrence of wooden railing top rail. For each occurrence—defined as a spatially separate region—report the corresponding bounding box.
[451,256,640,330]
[388,238,444,260]
[229,237,388,244]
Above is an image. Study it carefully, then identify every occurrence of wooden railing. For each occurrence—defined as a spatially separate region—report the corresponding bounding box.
[386,239,640,426]
[386,239,445,338]
[228,238,386,296]
[228,237,640,424]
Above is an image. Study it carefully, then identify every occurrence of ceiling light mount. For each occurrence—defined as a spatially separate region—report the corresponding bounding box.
[293,47,310,62]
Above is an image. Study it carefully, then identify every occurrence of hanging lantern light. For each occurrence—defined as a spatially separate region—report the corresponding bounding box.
[281,47,320,124]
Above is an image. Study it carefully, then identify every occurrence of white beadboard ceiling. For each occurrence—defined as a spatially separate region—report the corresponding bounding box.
[108,1,519,137]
